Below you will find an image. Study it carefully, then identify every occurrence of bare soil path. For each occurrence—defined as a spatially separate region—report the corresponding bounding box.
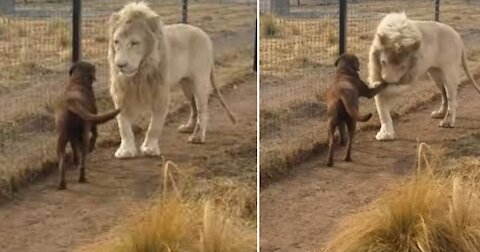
[0,75,256,252]
[260,83,480,252]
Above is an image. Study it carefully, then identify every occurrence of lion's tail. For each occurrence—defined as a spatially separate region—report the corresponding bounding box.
[210,69,237,124]
[461,48,480,94]
[339,93,372,122]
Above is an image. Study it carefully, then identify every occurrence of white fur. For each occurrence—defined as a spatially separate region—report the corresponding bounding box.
[368,12,480,141]
[108,2,220,158]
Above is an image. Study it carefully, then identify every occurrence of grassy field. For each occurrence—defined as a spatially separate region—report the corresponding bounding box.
[323,137,480,251]
[259,0,480,183]
[0,1,255,197]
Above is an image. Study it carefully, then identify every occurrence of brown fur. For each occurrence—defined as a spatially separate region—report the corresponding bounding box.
[55,61,120,190]
[325,54,387,167]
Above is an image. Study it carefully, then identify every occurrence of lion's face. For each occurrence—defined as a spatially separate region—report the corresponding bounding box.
[110,19,155,78]
[377,39,420,84]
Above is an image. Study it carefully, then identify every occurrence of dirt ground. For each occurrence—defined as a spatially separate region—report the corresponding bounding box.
[0,74,256,252]
[260,82,480,251]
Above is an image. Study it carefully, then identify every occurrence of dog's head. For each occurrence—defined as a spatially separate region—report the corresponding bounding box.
[69,61,96,86]
[335,53,360,73]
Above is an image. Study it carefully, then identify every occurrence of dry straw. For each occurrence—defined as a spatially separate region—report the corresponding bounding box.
[323,143,480,252]
[86,161,256,252]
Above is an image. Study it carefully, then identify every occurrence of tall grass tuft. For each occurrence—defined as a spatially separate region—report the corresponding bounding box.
[323,143,480,252]
[261,14,279,37]
[85,161,256,252]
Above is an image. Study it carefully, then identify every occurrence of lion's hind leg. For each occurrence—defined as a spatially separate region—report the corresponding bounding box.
[188,75,210,144]
[439,68,460,128]
[178,79,198,134]
[428,68,448,119]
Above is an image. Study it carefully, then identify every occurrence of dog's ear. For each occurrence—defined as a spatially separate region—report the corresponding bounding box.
[69,63,77,76]
[353,57,360,72]
[90,66,97,81]
[334,56,341,67]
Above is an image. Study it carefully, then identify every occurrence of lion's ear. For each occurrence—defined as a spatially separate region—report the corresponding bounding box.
[411,40,421,51]
[109,13,120,26]
[377,33,387,45]
[147,16,162,34]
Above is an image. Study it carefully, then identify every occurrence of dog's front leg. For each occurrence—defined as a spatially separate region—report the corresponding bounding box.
[141,87,170,156]
[374,92,396,141]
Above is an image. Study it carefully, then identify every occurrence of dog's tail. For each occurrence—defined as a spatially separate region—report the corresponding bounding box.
[339,93,372,122]
[461,47,480,94]
[210,68,236,124]
[68,101,120,124]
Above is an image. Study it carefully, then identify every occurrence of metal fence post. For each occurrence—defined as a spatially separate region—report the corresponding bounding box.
[435,0,440,22]
[253,19,257,72]
[182,0,188,23]
[72,0,82,62]
[339,0,347,55]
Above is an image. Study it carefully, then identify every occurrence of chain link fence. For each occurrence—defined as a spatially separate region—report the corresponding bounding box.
[260,0,480,180]
[0,0,255,197]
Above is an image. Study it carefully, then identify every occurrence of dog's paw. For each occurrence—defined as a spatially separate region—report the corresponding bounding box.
[326,161,333,167]
[375,128,396,141]
[115,143,138,159]
[140,142,161,157]
[177,123,195,134]
[431,109,447,119]
[188,134,205,144]
[344,156,352,162]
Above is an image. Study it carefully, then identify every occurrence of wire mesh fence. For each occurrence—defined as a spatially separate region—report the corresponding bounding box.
[0,0,255,196]
[259,0,480,178]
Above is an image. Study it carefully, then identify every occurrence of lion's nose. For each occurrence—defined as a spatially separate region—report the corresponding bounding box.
[116,62,128,69]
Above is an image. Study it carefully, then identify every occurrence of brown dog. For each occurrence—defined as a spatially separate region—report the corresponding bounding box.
[325,54,387,167]
[55,61,120,189]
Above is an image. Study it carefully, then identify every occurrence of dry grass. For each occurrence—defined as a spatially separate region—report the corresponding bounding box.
[0,3,254,85]
[323,143,480,252]
[260,0,480,184]
[261,14,280,37]
[77,162,256,252]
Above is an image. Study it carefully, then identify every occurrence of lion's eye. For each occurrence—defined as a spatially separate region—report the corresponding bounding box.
[380,59,387,65]
[129,41,139,47]
[114,40,119,45]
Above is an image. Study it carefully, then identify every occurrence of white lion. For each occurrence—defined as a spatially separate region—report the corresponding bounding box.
[368,12,480,141]
[108,2,236,158]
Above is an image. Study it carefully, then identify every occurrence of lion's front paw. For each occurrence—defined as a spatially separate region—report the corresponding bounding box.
[140,142,161,157]
[431,109,447,119]
[115,143,138,159]
[177,123,195,134]
[188,134,205,144]
[375,128,396,141]
[439,118,454,128]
